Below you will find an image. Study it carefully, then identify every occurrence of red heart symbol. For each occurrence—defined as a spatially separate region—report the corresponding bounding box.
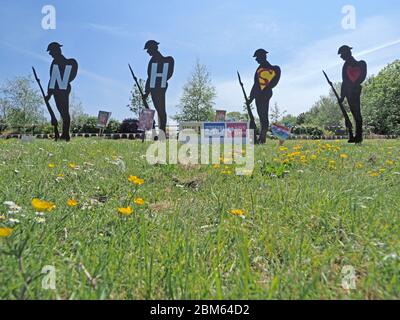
[347,66,361,83]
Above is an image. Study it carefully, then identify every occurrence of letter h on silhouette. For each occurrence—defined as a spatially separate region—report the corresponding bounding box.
[150,63,169,89]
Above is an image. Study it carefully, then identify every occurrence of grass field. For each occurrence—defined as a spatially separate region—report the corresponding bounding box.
[0,138,399,300]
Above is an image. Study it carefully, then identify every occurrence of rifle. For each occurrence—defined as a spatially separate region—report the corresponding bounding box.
[128,63,155,141]
[237,71,257,132]
[128,64,150,109]
[323,70,353,137]
[32,67,59,141]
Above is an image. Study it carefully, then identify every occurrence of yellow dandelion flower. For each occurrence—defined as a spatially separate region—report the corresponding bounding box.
[290,152,302,157]
[67,199,78,207]
[135,178,144,185]
[0,228,13,237]
[68,163,78,169]
[386,160,394,166]
[213,164,220,169]
[379,168,386,173]
[221,170,233,175]
[48,163,55,169]
[118,206,133,216]
[128,175,145,185]
[340,154,349,159]
[229,209,246,217]
[356,163,364,169]
[134,198,145,205]
[369,171,380,177]
[279,146,288,152]
[310,155,317,160]
[31,198,56,212]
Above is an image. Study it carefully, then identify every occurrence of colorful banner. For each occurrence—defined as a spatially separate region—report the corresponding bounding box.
[203,122,226,138]
[271,123,291,140]
[226,122,248,138]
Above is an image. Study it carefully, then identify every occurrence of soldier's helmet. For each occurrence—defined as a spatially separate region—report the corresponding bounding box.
[253,48,269,58]
[47,42,63,52]
[338,45,353,55]
[144,40,160,50]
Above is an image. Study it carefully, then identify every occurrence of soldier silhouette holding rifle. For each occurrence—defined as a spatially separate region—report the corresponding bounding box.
[45,42,78,142]
[248,49,281,144]
[338,45,367,143]
[143,40,174,137]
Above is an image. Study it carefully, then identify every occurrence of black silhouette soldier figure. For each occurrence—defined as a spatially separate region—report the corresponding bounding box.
[143,40,174,138]
[45,42,78,142]
[338,45,367,144]
[248,49,281,144]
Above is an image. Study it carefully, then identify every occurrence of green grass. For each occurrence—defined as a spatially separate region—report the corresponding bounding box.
[0,138,399,299]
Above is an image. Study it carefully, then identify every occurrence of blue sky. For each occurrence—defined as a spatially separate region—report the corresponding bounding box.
[1,0,400,123]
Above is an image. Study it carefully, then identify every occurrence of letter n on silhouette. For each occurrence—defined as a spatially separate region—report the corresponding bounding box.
[49,65,72,90]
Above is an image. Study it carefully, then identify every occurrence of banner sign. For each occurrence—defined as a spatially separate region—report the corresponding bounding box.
[203,122,226,139]
[96,111,112,128]
[179,122,250,144]
[271,123,291,140]
[179,122,202,135]
[138,109,155,131]
[226,122,248,138]
[215,110,227,122]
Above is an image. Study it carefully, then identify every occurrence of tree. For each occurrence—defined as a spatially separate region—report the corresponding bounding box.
[174,61,216,122]
[0,76,46,132]
[128,78,151,118]
[301,83,346,129]
[296,113,306,125]
[226,111,248,121]
[270,102,286,124]
[362,60,400,135]
[280,114,297,127]
[69,92,85,123]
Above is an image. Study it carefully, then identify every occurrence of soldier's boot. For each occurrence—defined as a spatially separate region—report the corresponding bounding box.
[354,128,363,144]
[348,130,356,143]
[259,129,267,144]
[354,116,363,144]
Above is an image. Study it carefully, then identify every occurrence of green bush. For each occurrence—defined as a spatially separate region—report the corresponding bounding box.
[292,126,324,136]
[70,115,121,134]
[119,118,140,133]
[362,60,400,135]
[104,119,121,134]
